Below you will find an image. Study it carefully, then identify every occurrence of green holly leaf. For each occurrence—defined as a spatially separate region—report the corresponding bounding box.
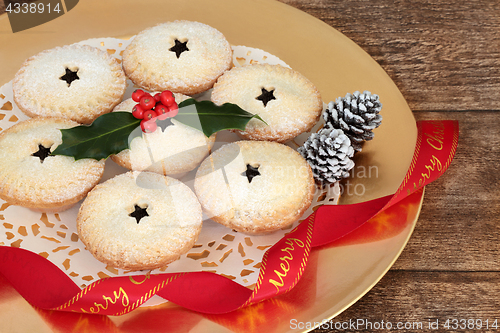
[51,112,141,160]
[176,99,266,137]
[51,100,266,161]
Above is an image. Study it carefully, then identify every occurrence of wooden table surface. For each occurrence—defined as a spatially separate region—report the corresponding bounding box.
[0,0,498,332]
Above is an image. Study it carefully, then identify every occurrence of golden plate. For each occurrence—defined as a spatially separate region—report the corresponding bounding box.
[0,0,419,331]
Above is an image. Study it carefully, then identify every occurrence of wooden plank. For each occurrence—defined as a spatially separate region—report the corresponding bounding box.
[391,111,500,271]
[313,270,500,332]
[278,0,500,111]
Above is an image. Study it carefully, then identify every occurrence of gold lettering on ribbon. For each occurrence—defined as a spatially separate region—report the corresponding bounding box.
[268,238,305,293]
[412,121,446,193]
[420,155,443,182]
[80,287,130,314]
[424,121,445,151]
[413,154,443,190]
[129,272,151,285]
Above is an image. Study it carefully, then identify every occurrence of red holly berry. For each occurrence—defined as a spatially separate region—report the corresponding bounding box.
[160,91,175,106]
[143,110,158,120]
[132,104,146,119]
[140,119,157,133]
[157,113,169,121]
[140,96,156,110]
[153,93,162,103]
[155,103,169,115]
[132,89,146,102]
[166,103,179,117]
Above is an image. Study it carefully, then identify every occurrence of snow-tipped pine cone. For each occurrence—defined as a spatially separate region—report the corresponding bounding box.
[298,127,355,184]
[323,91,382,152]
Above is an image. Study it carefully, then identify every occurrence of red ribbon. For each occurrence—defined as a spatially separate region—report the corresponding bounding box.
[0,120,459,315]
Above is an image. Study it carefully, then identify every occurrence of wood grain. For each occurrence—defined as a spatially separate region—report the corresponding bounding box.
[395,111,500,272]
[315,271,500,332]
[278,0,500,112]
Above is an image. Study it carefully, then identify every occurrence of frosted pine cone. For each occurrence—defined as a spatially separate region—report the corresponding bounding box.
[323,91,382,152]
[298,127,355,184]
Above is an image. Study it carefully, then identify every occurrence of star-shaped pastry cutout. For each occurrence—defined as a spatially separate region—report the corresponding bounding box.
[242,164,261,183]
[60,68,79,86]
[129,204,149,224]
[256,88,276,107]
[32,144,52,163]
[169,39,189,58]
[157,117,174,132]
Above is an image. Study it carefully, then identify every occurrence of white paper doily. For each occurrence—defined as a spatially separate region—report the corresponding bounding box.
[0,38,339,302]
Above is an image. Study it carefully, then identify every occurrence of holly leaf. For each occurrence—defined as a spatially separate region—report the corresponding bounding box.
[51,100,267,161]
[176,99,266,137]
[51,112,141,160]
